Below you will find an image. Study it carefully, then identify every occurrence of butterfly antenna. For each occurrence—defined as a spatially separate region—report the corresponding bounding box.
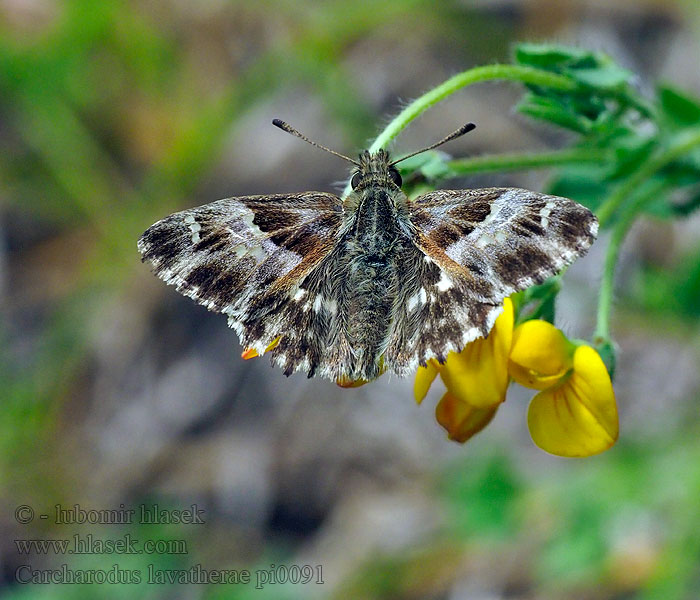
[272,119,360,166]
[390,122,476,165]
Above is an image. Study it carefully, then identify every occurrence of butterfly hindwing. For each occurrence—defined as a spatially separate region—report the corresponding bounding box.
[382,243,502,374]
[230,245,344,378]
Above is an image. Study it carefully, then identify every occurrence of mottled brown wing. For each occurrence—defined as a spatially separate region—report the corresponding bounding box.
[383,187,597,371]
[138,193,343,360]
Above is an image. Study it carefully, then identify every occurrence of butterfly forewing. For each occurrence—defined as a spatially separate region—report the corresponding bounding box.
[407,187,597,299]
[138,193,343,355]
[379,188,598,373]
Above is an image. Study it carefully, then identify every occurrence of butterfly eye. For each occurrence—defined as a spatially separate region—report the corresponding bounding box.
[389,167,402,187]
[351,172,361,189]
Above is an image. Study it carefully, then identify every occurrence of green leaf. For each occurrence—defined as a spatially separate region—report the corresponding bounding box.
[639,246,700,319]
[606,135,657,180]
[514,43,591,69]
[568,64,634,90]
[396,150,452,182]
[671,187,700,217]
[442,454,522,539]
[517,277,560,325]
[660,153,700,181]
[626,177,672,219]
[516,94,591,133]
[547,165,610,210]
[515,43,633,90]
[659,84,700,127]
[417,155,453,180]
[522,277,561,303]
[593,337,617,380]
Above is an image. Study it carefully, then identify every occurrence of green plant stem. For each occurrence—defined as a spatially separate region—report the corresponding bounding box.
[370,65,576,152]
[446,147,607,174]
[596,127,700,227]
[342,64,577,197]
[594,178,670,342]
[594,213,631,343]
[594,127,700,342]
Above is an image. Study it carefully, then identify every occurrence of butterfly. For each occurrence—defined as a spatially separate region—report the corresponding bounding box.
[138,119,597,382]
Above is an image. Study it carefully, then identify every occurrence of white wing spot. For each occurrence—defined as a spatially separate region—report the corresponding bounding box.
[436,271,453,292]
[311,294,338,315]
[452,189,521,252]
[407,287,429,311]
[479,189,517,226]
[474,233,494,248]
[241,208,263,235]
[292,288,307,301]
[326,298,338,315]
[184,214,202,244]
[540,200,556,229]
[228,319,244,335]
[462,326,482,346]
[251,245,266,261]
[473,230,508,249]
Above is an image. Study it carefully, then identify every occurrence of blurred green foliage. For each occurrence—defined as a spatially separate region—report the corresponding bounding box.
[336,430,700,600]
[2,2,700,600]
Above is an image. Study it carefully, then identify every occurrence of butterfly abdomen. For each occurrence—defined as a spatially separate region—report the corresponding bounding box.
[336,186,408,378]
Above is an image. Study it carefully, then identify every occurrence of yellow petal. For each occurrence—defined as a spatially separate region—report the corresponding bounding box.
[337,356,387,388]
[241,337,281,360]
[436,391,499,443]
[414,359,439,404]
[437,298,513,408]
[336,375,369,388]
[527,345,619,457]
[241,347,259,360]
[509,320,575,390]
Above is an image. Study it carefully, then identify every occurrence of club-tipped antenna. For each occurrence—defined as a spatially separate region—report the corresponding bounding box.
[272,119,360,166]
[390,122,476,166]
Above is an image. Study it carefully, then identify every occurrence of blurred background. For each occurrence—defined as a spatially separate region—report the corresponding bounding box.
[2,0,700,598]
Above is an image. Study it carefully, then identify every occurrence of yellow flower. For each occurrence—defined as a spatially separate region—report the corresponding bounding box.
[415,299,619,457]
[512,323,618,457]
[415,298,514,440]
[508,319,575,390]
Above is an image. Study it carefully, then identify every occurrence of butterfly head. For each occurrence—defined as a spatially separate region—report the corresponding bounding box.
[350,150,403,191]
[271,118,476,195]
